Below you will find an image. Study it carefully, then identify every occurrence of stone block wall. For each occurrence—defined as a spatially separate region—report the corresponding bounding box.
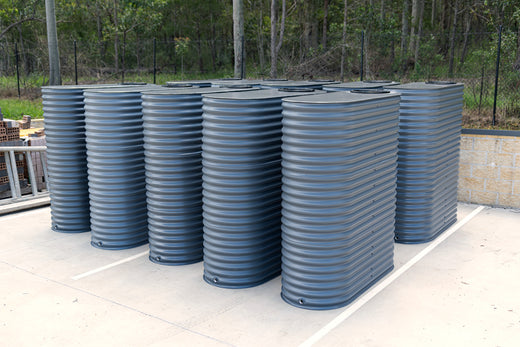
[458,131,520,208]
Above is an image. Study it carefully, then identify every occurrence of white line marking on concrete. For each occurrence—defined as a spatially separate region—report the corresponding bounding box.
[299,205,485,347]
[71,250,149,281]
[0,206,50,222]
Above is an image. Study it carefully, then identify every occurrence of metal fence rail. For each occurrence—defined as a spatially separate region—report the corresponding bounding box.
[0,146,48,200]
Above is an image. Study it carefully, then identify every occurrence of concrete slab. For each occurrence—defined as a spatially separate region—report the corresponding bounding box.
[0,204,518,346]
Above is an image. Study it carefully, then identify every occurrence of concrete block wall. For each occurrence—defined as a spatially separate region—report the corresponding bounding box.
[458,131,520,208]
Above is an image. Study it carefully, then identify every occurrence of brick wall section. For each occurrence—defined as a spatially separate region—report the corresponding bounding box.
[458,134,520,208]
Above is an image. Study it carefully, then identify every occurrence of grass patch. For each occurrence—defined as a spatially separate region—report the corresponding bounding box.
[0,98,43,120]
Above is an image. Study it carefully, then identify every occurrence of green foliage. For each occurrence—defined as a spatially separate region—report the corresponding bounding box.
[0,98,43,120]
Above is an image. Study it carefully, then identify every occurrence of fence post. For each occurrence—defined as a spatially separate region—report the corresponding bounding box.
[15,42,20,98]
[153,38,157,84]
[74,40,78,85]
[241,34,245,79]
[360,31,364,81]
[492,25,502,126]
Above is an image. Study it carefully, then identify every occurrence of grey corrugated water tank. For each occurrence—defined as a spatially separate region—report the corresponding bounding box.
[167,80,213,88]
[201,88,322,288]
[211,79,263,88]
[141,87,257,265]
[84,85,161,249]
[280,90,400,310]
[42,84,121,233]
[386,81,464,243]
[260,80,338,90]
[323,80,400,92]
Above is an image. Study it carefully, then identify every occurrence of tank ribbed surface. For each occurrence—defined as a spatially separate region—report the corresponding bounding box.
[211,79,263,88]
[42,87,91,233]
[166,80,212,88]
[260,80,336,90]
[323,80,400,92]
[387,82,464,243]
[84,88,153,249]
[141,87,254,265]
[280,91,400,310]
[201,89,319,288]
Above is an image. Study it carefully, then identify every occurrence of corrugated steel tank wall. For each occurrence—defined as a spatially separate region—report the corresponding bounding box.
[42,86,92,233]
[201,89,320,288]
[280,91,400,310]
[323,80,400,92]
[141,87,255,265]
[259,80,333,90]
[386,82,464,243]
[84,87,158,249]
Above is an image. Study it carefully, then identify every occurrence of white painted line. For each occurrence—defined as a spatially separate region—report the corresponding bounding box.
[299,205,485,347]
[0,205,50,222]
[71,250,149,281]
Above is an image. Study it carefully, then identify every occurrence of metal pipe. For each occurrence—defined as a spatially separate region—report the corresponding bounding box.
[0,146,47,152]
[4,152,17,198]
[9,151,22,198]
[25,152,38,196]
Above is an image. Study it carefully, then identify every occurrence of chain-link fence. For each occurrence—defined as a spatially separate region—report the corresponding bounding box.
[1,28,519,128]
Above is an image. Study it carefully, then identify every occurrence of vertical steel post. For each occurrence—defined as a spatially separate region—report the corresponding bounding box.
[15,42,20,98]
[25,152,38,196]
[74,40,78,85]
[241,34,245,79]
[4,151,17,198]
[492,25,502,126]
[360,31,364,81]
[153,38,157,84]
[9,151,22,198]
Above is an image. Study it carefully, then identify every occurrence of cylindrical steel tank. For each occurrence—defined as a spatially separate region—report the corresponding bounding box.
[323,80,400,92]
[280,90,400,310]
[42,84,121,233]
[386,81,464,243]
[141,87,257,265]
[84,86,161,249]
[211,79,263,88]
[201,88,321,288]
[166,80,212,88]
[260,80,338,90]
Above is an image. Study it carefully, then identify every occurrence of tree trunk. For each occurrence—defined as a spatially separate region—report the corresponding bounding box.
[514,24,520,71]
[211,14,217,72]
[340,0,348,81]
[401,0,409,65]
[233,0,244,78]
[322,0,329,50]
[409,0,419,55]
[197,22,204,73]
[460,8,471,65]
[95,2,104,74]
[270,0,286,78]
[257,3,265,74]
[413,0,424,70]
[431,0,436,24]
[45,0,61,85]
[114,0,119,73]
[448,0,459,76]
[121,31,126,83]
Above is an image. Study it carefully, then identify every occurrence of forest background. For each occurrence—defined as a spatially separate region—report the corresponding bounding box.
[0,0,520,129]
